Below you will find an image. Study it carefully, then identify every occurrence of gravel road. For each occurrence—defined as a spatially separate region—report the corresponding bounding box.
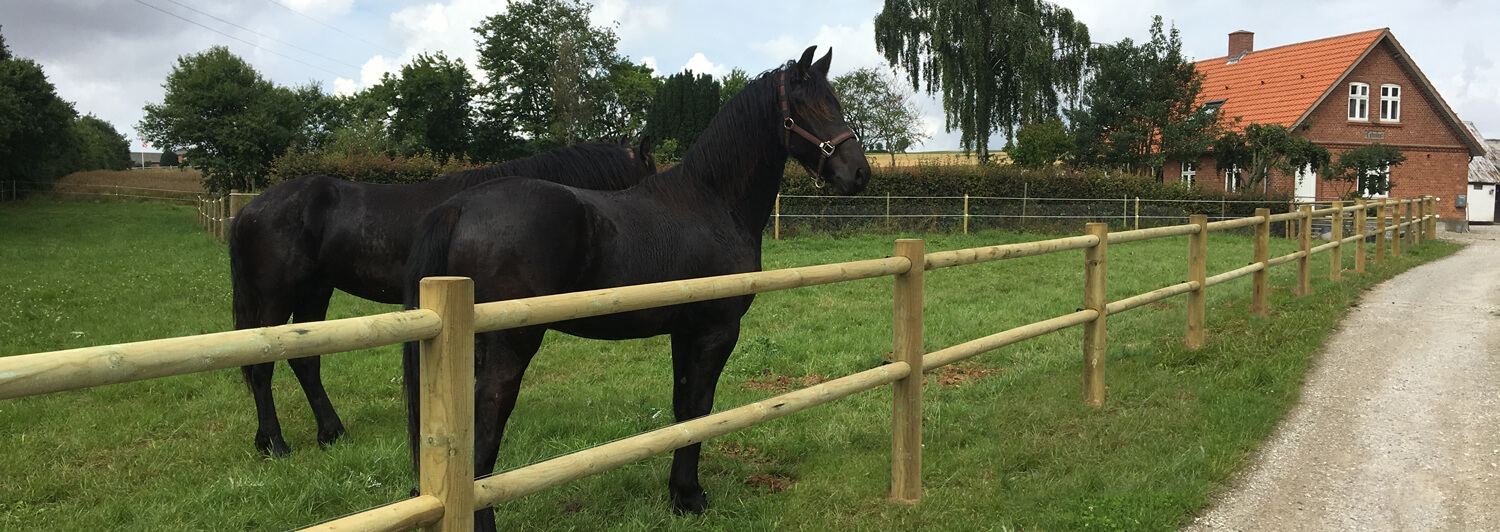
[1185,226,1500,532]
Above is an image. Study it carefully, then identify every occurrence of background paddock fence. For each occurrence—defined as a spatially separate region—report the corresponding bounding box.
[0,196,1438,531]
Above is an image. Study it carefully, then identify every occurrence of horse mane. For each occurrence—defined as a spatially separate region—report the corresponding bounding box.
[438,142,655,190]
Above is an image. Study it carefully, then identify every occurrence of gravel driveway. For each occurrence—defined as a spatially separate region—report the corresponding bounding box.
[1185,225,1500,532]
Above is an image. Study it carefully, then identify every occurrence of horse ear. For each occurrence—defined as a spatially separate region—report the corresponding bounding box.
[812,48,832,76]
[797,46,817,73]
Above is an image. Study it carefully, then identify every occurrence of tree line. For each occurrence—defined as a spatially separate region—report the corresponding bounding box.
[0,26,135,191]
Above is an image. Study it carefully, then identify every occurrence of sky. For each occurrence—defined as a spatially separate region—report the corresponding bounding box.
[3,0,1498,153]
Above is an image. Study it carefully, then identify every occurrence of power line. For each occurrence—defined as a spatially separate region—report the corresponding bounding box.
[159,0,362,70]
[133,0,355,79]
[261,0,404,57]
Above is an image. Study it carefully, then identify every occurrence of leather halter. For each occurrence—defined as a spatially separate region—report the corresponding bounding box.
[779,70,857,180]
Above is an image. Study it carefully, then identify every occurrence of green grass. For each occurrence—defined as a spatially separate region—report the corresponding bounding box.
[0,199,1460,530]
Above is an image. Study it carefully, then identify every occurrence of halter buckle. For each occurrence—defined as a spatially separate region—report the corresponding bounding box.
[819,141,836,157]
[783,117,795,130]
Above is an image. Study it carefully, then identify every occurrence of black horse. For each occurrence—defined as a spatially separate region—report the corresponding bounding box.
[402,47,870,525]
[229,141,655,457]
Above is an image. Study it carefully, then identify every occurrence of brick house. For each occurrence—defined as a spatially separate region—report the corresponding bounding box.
[1166,29,1484,221]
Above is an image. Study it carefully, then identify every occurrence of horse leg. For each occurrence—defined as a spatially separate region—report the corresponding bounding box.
[471,327,544,532]
[288,284,346,447]
[667,322,741,514]
[238,297,296,457]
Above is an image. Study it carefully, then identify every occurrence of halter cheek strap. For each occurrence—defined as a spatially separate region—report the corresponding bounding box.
[779,71,858,180]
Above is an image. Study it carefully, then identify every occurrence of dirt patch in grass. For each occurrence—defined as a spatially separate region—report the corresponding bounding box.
[745,473,794,493]
[1148,302,1178,310]
[709,441,773,465]
[744,371,828,393]
[934,361,1005,387]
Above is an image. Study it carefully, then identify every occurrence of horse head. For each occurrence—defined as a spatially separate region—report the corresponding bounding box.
[780,46,872,195]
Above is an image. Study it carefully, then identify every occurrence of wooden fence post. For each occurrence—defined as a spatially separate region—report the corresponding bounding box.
[1083,223,1108,407]
[1186,214,1207,349]
[1413,198,1423,247]
[1377,199,1388,262]
[1355,200,1367,273]
[1297,205,1312,297]
[1329,200,1343,281]
[418,276,476,532]
[890,239,924,504]
[963,194,970,235]
[1134,197,1140,230]
[1426,196,1437,239]
[1252,208,1270,316]
[773,195,780,240]
[1392,199,1403,257]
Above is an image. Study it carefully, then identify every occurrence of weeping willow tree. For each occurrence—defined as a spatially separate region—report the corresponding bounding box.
[875,0,1090,163]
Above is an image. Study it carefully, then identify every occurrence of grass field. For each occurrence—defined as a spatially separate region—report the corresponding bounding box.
[866,151,1000,169]
[55,168,205,193]
[0,199,1459,530]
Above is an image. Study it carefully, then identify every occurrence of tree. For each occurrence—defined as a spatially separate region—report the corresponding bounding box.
[1066,17,1219,174]
[71,114,132,171]
[388,52,475,160]
[161,149,180,167]
[0,25,81,188]
[1009,118,1072,169]
[643,70,720,161]
[719,68,749,104]
[1326,143,1406,198]
[593,58,657,143]
[1212,123,1330,194]
[875,0,1090,163]
[138,46,304,192]
[548,36,596,146]
[474,0,619,150]
[831,67,929,166]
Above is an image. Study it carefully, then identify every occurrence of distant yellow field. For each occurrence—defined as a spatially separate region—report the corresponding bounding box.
[866,151,1001,168]
[57,168,204,193]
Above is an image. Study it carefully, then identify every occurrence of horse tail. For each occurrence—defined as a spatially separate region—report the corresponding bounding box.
[228,199,260,389]
[401,202,464,474]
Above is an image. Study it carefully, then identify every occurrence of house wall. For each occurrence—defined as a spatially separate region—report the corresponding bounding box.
[1298,39,1471,219]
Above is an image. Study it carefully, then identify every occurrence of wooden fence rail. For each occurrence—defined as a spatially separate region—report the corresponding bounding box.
[0,196,1439,531]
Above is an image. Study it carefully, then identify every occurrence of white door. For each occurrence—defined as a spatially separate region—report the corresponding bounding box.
[1295,164,1317,201]
[1468,183,1496,223]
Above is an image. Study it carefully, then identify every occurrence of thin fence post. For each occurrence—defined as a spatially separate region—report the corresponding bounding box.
[1426,196,1437,239]
[1330,200,1343,282]
[890,239,924,504]
[1186,214,1208,349]
[1134,197,1140,230]
[773,195,780,240]
[963,194,970,235]
[1392,198,1403,257]
[1297,205,1312,297]
[418,276,476,532]
[1123,195,1128,228]
[1021,182,1028,231]
[1377,199,1388,262]
[1287,200,1294,239]
[885,193,891,232]
[1083,223,1108,407]
[1413,198,1423,247]
[1355,199,1367,273]
[1252,208,1270,316]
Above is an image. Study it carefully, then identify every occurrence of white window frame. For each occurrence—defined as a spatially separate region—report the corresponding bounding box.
[1363,166,1391,198]
[1380,84,1401,122]
[1225,165,1244,193]
[1181,161,1197,185]
[1348,82,1369,121]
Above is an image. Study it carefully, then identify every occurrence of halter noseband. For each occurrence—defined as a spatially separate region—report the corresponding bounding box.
[779,70,857,181]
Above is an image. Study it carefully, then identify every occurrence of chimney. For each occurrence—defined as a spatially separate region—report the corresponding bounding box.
[1229,30,1255,59]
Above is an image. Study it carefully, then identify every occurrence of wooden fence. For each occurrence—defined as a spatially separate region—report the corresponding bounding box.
[195,192,254,242]
[0,196,1439,531]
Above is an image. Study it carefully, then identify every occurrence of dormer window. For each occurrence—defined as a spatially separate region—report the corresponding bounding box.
[1380,84,1401,122]
[1348,82,1369,120]
[1202,99,1226,115]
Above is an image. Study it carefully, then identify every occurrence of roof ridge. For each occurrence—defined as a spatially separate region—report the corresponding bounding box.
[1194,28,1386,64]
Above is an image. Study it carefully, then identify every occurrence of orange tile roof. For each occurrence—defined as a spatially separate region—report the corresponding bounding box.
[1195,29,1386,130]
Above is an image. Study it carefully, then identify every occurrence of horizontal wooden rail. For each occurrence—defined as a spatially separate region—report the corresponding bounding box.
[300,495,444,532]
[471,360,914,508]
[1309,241,1339,255]
[473,257,911,333]
[1204,216,1264,231]
[1103,282,1197,315]
[1267,211,1305,223]
[1204,262,1265,288]
[1340,234,1363,246]
[1106,224,1198,244]
[924,235,1099,270]
[1266,250,1306,268]
[0,310,441,401]
[922,309,1099,370]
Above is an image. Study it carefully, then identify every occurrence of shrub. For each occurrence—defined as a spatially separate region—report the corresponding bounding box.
[267,149,477,187]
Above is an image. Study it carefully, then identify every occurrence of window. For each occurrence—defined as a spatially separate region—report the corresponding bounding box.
[1225,165,1244,193]
[1348,82,1369,120]
[1181,161,1197,185]
[1363,166,1390,198]
[1202,99,1226,115]
[1380,84,1401,122]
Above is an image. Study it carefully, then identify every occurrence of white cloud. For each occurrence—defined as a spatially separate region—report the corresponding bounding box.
[330,0,500,94]
[751,21,888,77]
[639,56,658,74]
[589,0,669,44]
[682,52,729,77]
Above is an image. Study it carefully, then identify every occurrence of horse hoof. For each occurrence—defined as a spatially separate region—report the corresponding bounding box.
[318,426,347,447]
[257,439,292,458]
[670,490,708,515]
